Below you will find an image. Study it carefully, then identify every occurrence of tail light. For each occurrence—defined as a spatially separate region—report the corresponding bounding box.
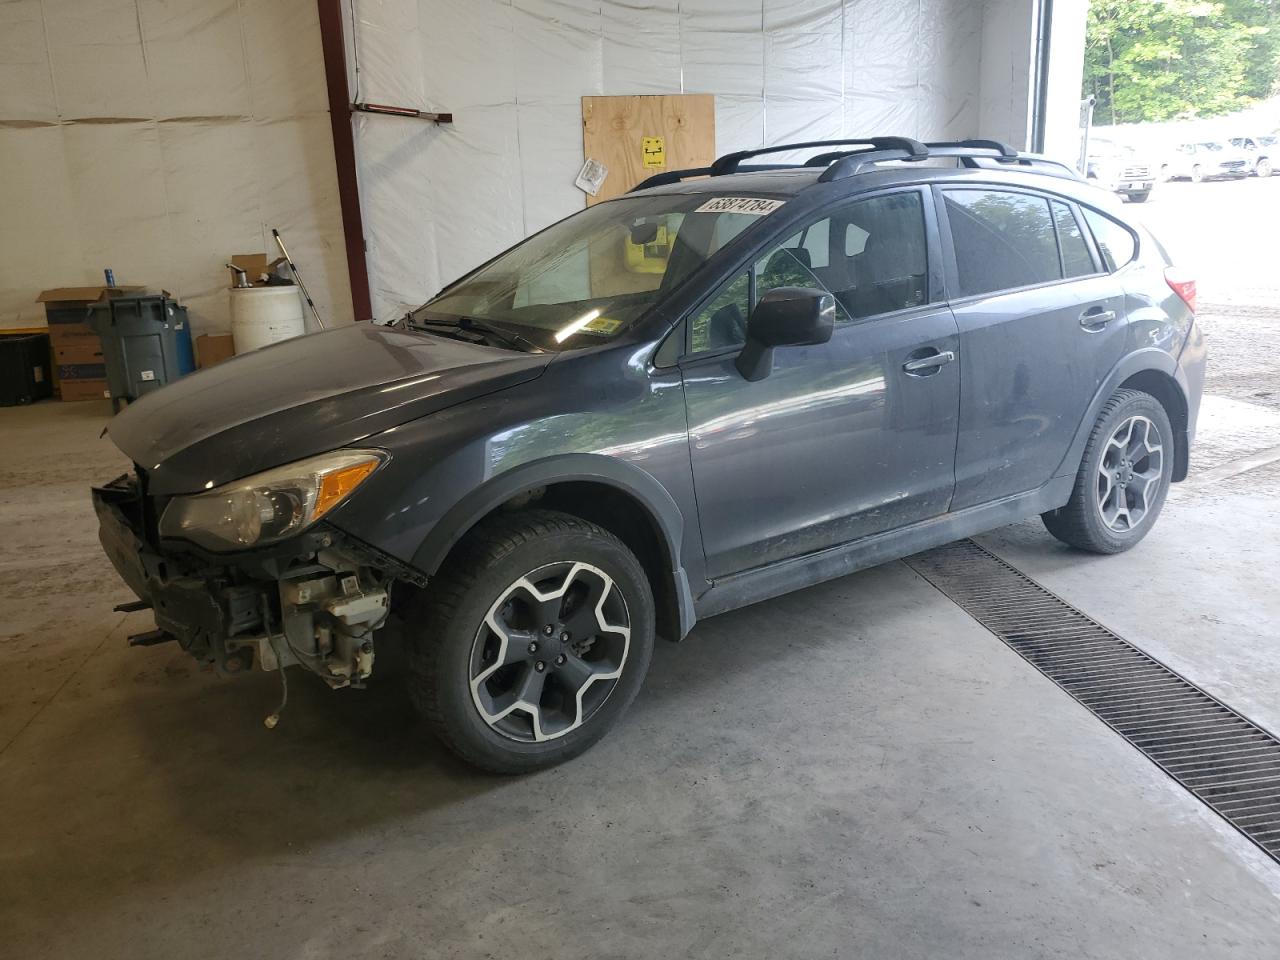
[1165,268,1196,313]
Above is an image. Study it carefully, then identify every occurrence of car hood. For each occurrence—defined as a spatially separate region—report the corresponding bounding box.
[109,322,552,495]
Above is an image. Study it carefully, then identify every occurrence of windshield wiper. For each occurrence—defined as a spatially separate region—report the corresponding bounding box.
[408,316,541,353]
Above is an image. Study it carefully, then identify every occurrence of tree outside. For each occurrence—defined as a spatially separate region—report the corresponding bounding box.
[1084,0,1280,124]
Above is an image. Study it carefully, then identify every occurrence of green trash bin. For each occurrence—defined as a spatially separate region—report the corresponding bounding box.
[87,292,196,412]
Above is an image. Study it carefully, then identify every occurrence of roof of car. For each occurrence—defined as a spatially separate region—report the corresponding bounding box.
[625,137,1085,202]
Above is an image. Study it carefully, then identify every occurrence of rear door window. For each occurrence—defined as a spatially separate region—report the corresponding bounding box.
[1081,208,1136,272]
[943,189,1060,297]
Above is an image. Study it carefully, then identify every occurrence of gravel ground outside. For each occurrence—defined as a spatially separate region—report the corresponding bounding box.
[1125,176,1280,411]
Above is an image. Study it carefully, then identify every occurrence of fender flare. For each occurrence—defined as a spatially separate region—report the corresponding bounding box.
[410,453,698,637]
[1055,348,1189,483]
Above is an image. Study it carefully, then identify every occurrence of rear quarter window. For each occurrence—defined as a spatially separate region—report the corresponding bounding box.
[1081,208,1137,272]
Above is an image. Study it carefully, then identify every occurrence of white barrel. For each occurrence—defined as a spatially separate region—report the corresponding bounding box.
[229,286,306,354]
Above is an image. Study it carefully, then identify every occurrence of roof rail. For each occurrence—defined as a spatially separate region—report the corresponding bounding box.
[631,163,801,190]
[821,142,1079,180]
[709,137,928,176]
[628,136,1079,193]
[928,139,1018,157]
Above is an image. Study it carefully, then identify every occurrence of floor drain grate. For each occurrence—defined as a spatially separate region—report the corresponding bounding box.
[904,539,1280,865]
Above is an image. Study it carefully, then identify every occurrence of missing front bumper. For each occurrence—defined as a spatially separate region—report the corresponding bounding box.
[92,476,392,688]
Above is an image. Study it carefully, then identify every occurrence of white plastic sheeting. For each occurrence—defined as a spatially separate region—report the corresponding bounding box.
[352,0,989,322]
[0,0,351,333]
[1,0,1037,334]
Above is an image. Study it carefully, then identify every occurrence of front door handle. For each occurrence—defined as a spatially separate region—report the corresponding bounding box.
[902,350,955,375]
[1080,307,1116,330]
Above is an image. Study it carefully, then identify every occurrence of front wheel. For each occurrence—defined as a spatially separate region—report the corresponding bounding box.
[1042,389,1174,554]
[1191,164,1204,183]
[1257,158,1273,178]
[1128,189,1151,203]
[406,509,654,773]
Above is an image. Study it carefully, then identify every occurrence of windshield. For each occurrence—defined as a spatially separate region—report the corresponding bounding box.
[415,193,782,350]
[1198,142,1224,151]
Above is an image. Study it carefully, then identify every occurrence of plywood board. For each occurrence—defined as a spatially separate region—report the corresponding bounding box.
[581,95,716,205]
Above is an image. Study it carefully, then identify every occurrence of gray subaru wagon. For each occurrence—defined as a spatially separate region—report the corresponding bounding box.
[94,137,1206,772]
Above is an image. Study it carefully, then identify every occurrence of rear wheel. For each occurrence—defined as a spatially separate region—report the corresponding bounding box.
[1042,389,1174,554]
[406,509,654,773]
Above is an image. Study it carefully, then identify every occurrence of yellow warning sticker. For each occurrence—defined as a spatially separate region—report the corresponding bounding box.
[583,315,623,335]
[642,136,665,169]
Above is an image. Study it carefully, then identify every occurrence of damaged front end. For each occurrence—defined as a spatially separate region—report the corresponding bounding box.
[93,464,419,699]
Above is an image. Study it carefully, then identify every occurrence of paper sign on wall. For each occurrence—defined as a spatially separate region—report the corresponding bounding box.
[575,158,609,196]
[642,136,665,169]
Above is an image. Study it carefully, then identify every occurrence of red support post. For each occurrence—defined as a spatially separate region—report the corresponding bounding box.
[316,0,373,322]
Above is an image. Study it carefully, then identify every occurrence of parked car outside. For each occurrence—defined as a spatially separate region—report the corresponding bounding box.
[1228,135,1276,177]
[1086,138,1156,202]
[92,138,1206,772]
[1162,140,1252,182]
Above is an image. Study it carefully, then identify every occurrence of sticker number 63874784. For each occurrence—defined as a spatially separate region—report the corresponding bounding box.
[693,196,787,215]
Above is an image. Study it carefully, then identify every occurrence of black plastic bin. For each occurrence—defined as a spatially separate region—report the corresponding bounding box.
[87,292,195,412]
[0,333,53,406]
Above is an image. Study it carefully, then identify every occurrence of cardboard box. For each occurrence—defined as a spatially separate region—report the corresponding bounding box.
[58,362,107,380]
[230,253,287,286]
[196,333,235,368]
[59,378,110,402]
[54,340,105,364]
[47,320,100,341]
[37,286,144,322]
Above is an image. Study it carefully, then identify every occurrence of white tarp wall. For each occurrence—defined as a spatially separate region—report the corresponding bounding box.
[1,0,1055,335]
[353,0,997,323]
[0,0,351,333]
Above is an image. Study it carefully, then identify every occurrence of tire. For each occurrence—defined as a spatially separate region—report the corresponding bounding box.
[1128,189,1151,203]
[1257,158,1272,178]
[1159,163,1171,182]
[1041,389,1174,555]
[1191,164,1204,183]
[405,509,655,774]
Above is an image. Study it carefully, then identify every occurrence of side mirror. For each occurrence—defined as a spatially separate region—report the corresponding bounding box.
[736,286,836,381]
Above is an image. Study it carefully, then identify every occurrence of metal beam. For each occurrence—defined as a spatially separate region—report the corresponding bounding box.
[316,0,373,322]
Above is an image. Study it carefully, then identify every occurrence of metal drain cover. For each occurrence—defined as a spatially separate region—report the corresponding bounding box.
[905,539,1280,865]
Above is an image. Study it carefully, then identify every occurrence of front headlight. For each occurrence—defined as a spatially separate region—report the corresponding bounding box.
[159,450,386,551]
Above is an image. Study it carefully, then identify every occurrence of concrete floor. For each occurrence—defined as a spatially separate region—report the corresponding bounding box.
[3,179,1279,958]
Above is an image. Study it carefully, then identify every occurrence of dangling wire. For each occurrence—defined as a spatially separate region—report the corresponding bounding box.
[263,636,289,729]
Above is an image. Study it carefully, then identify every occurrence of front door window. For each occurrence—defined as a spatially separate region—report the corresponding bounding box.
[685,190,930,354]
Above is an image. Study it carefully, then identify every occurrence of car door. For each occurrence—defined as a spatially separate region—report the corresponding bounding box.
[937,186,1128,510]
[679,188,961,579]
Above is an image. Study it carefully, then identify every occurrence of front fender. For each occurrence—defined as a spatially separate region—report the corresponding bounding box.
[410,453,700,639]
[411,453,684,574]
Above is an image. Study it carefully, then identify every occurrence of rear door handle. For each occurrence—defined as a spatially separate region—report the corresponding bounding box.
[902,350,955,375]
[1080,308,1116,329]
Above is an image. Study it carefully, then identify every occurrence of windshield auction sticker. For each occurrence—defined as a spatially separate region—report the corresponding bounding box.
[694,197,786,215]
